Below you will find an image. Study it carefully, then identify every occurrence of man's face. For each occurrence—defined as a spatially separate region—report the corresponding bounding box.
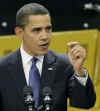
[19,14,52,56]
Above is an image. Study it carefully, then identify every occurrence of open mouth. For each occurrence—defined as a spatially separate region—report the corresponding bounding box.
[39,43,49,49]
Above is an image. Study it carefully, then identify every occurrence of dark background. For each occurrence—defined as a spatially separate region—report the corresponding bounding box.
[0,0,100,35]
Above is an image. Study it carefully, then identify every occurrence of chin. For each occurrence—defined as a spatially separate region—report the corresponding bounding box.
[38,50,48,55]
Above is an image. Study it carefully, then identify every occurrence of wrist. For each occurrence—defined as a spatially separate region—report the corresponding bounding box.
[75,67,86,77]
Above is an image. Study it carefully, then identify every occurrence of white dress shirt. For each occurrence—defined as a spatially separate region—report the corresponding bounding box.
[20,44,88,86]
[20,45,44,85]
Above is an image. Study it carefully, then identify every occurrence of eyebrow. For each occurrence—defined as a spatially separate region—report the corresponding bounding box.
[32,25,52,31]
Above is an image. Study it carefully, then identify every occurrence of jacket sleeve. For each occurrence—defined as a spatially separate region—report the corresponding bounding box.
[62,54,96,109]
[56,52,96,109]
[68,72,96,109]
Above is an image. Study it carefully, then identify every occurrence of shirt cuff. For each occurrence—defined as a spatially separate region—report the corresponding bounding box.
[74,69,88,86]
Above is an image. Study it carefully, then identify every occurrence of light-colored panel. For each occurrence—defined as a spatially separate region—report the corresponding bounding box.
[0,35,21,56]
[49,30,98,80]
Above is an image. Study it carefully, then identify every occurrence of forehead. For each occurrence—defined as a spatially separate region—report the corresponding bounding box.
[27,14,51,27]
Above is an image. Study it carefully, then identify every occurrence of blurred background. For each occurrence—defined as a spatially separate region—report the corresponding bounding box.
[0,0,100,111]
[1,0,100,35]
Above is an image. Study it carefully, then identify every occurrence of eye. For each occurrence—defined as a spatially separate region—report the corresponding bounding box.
[45,26,52,32]
[32,27,42,33]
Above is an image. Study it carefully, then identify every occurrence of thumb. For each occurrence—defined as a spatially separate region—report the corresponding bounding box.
[67,42,79,52]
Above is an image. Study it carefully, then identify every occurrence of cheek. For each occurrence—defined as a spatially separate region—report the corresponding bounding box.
[26,34,37,42]
[28,36,39,47]
[23,32,40,45]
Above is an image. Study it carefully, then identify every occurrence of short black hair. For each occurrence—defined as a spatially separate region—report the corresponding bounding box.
[16,3,50,28]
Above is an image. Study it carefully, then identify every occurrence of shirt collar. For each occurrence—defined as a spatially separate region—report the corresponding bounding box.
[20,44,44,64]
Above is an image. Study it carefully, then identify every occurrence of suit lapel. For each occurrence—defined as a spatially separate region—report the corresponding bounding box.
[8,49,27,101]
[39,51,57,106]
[40,52,57,87]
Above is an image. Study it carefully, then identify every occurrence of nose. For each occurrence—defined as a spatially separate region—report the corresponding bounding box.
[40,29,49,40]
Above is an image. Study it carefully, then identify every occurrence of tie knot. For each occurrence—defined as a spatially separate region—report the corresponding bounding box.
[32,57,38,64]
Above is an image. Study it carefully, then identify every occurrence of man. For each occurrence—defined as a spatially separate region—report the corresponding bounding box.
[0,3,96,111]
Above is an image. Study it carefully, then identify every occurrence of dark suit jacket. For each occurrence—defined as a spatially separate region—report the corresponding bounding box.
[0,49,96,111]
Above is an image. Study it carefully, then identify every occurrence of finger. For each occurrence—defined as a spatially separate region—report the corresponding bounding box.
[71,48,86,60]
[71,46,81,55]
[70,46,84,55]
[71,45,86,55]
[74,52,82,59]
[68,46,80,60]
[71,50,81,58]
[67,42,79,51]
[67,42,79,47]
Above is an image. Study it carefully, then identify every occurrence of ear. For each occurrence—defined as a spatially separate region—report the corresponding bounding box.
[14,27,24,40]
